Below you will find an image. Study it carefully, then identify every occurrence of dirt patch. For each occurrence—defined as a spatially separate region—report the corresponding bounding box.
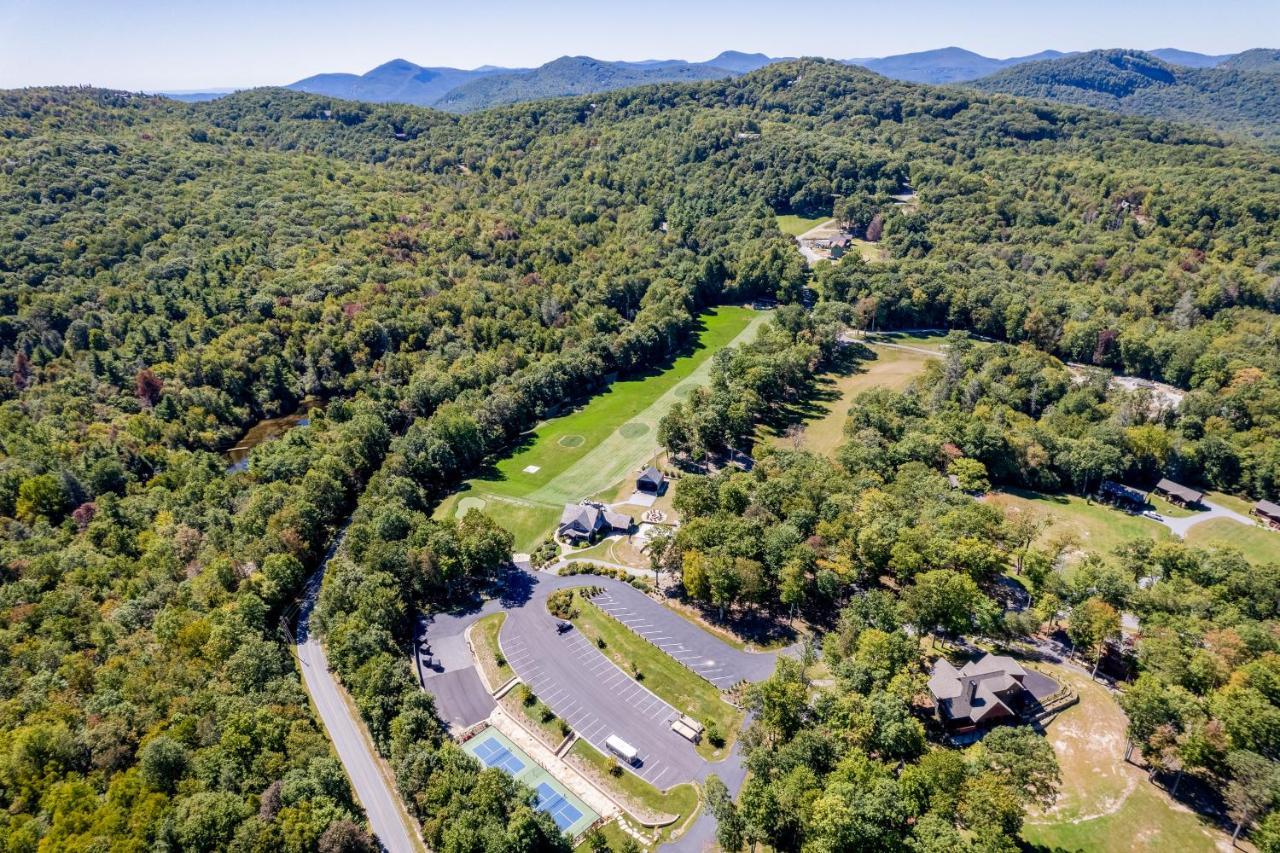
[558,435,585,448]
[619,421,650,438]
[1029,664,1135,824]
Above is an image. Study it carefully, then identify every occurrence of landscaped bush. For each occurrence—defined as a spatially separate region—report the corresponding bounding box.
[548,589,578,619]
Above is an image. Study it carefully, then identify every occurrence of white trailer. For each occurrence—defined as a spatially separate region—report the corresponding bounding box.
[605,734,638,765]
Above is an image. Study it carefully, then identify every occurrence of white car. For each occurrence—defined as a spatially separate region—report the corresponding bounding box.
[1143,510,1164,522]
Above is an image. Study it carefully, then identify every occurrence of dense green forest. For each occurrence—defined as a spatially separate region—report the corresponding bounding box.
[1,59,1279,849]
[970,49,1280,145]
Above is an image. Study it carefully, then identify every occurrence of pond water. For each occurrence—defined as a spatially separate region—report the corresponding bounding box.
[225,398,321,472]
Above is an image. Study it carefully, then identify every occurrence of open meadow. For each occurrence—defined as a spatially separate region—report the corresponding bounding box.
[1023,665,1227,852]
[763,331,952,457]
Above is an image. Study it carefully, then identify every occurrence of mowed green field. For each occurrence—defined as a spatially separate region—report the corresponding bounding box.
[435,307,766,548]
[1023,664,1225,852]
[984,488,1175,557]
[1186,518,1279,565]
[775,213,832,236]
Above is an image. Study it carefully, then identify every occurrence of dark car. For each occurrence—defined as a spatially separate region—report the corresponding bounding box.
[556,620,573,634]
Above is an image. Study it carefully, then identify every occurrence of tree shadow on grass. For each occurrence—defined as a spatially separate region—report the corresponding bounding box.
[758,342,878,439]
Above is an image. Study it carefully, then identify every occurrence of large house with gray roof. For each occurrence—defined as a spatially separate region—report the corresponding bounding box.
[928,654,1032,732]
[558,503,632,543]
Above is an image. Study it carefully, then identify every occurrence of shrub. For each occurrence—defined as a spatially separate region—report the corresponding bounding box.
[607,758,623,777]
[558,719,572,737]
[706,720,725,747]
[547,589,577,619]
[596,636,606,649]
[540,707,556,724]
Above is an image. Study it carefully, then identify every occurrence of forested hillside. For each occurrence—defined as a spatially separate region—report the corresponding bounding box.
[970,49,1280,144]
[1,59,1279,849]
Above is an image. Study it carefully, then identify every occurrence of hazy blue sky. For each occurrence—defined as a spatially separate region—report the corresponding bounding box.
[2,0,1277,90]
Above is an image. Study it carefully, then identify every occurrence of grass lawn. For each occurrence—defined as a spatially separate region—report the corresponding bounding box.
[1024,781,1225,853]
[508,685,571,746]
[763,340,939,457]
[471,613,512,689]
[570,738,700,835]
[574,819,638,853]
[1186,517,1279,565]
[984,488,1174,558]
[1023,664,1225,852]
[775,213,832,236]
[574,536,654,572]
[435,307,765,549]
[1204,489,1258,517]
[848,237,886,262]
[569,591,742,761]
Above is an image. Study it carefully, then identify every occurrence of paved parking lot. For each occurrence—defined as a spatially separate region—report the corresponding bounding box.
[589,589,776,686]
[500,592,704,788]
[418,568,785,790]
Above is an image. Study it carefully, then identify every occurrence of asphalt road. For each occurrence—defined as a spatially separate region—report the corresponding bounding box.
[296,532,420,853]
[1153,498,1264,538]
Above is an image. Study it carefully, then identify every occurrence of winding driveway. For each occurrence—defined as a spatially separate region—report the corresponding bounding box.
[1149,498,1263,538]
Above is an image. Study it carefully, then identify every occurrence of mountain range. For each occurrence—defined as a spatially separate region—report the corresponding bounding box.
[275,47,1254,111]
[159,46,1276,136]
[971,48,1280,144]
[284,50,776,110]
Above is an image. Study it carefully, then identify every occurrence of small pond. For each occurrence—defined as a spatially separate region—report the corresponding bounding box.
[225,398,322,473]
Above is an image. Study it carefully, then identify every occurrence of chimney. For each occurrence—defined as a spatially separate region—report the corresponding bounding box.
[969,679,979,702]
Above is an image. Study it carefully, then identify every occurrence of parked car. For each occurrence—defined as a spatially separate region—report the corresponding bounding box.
[556,620,573,634]
[1143,510,1164,521]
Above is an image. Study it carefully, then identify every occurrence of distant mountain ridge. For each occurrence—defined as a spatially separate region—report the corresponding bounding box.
[845,47,1072,84]
[159,46,1269,113]
[282,51,778,112]
[969,48,1280,144]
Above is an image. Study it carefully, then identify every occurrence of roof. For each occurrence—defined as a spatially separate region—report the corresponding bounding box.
[828,235,851,248]
[961,654,1026,680]
[1102,480,1145,502]
[638,466,664,487]
[559,504,603,533]
[927,658,963,700]
[1155,478,1204,503]
[929,654,1026,723]
[603,510,632,530]
[1256,500,1280,518]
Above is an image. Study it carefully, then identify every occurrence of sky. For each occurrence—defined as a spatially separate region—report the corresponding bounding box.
[1,0,1277,91]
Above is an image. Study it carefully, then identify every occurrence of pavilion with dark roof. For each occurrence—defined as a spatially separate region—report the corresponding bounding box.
[1254,500,1280,530]
[1151,478,1204,508]
[636,466,665,494]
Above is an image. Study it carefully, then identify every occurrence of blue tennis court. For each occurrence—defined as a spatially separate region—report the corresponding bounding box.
[462,727,598,838]
[535,781,584,831]
[472,736,526,774]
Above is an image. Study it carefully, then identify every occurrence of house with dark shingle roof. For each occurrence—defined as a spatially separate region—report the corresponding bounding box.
[557,503,632,543]
[1254,500,1280,530]
[928,654,1031,732]
[1151,478,1204,508]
